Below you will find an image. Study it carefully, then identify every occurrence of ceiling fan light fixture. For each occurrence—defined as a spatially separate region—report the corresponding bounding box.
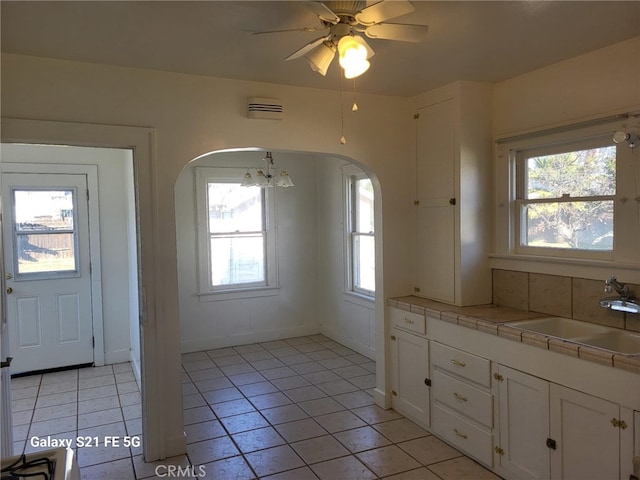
[337,35,374,79]
[305,42,336,76]
[343,58,370,79]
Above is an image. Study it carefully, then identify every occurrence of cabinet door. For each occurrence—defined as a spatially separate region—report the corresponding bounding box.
[549,384,619,480]
[416,99,455,204]
[496,365,550,480]
[390,328,430,427]
[415,99,456,303]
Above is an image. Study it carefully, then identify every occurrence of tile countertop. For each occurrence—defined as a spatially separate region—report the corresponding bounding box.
[388,296,640,375]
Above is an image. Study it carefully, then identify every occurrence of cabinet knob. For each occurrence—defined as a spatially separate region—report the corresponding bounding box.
[449,197,456,206]
[450,359,466,368]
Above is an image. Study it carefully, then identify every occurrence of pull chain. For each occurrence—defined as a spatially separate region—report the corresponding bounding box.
[339,72,346,144]
[352,78,358,112]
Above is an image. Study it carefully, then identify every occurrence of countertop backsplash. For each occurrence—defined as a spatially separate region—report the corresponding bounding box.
[492,269,639,333]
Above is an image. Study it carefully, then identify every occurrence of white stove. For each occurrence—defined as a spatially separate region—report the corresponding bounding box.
[1,447,80,480]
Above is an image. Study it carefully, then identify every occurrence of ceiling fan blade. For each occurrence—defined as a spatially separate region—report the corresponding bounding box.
[285,35,330,61]
[251,26,327,35]
[356,0,415,25]
[307,2,340,24]
[364,23,428,42]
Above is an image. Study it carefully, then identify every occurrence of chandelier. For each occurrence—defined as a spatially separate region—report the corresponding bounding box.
[241,152,294,188]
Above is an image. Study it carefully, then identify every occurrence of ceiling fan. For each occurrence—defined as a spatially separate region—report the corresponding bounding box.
[256,0,429,78]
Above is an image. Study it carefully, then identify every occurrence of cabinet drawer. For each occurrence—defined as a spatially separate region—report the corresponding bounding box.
[390,307,426,335]
[431,342,490,387]
[432,370,493,429]
[432,403,493,466]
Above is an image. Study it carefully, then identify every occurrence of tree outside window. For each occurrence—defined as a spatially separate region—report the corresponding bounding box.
[518,143,616,252]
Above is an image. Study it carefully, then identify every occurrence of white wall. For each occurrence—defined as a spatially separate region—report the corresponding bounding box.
[125,155,141,386]
[176,150,320,351]
[317,158,376,358]
[493,36,640,137]
[0,144,138,365]
[1,53,414,458]
[3,34,639,460]
[490,35,640,283]
[176,150,376,358]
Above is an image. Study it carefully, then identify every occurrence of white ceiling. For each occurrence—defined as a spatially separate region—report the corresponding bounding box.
[2,1,639,97]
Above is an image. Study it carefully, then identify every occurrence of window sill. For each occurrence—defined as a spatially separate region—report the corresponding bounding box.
[489,253,640,283]
[343,291,375,309]
[198,286,280,302]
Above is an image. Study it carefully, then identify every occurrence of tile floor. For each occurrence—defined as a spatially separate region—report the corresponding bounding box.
[10,334,501,479]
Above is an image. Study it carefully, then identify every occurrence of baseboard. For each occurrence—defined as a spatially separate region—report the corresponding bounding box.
[104,349,131,365]
[374,387,390,409]
[181,325,321,353]
[164,431,187,460]
[319,325,376,360]
[129,352,142,391]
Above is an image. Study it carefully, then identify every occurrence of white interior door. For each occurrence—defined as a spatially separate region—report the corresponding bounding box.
[2,173,94,374]
[1,194,14,457]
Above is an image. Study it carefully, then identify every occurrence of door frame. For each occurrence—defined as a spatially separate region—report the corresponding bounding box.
[0,118,181,462]
[1,163,105,368]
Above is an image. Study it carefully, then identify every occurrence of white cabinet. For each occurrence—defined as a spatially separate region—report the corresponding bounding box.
[494,365,550,480]
[494,365,633,480]
[389,319,430,429]
[413,81,493,306]
[549,383,622,480]
[431,341,493,465]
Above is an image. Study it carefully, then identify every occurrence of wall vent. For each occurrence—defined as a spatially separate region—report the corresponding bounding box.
[247,97,284,120]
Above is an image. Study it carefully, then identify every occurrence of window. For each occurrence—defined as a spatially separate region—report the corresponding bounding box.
[196,168,277,296]
[516,138,616,257]
[12,188,79,277]
[347,172,375,297]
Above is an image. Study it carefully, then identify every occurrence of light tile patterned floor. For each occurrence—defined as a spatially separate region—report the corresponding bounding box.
[10,334,501,479]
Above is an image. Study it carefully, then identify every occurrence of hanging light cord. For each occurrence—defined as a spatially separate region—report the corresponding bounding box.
[339,72,346,144]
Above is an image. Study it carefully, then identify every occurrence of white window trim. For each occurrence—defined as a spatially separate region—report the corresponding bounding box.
[342,164,375,301]
[492,117,640,282]
[195,167,278,299]
[514,135,615,260]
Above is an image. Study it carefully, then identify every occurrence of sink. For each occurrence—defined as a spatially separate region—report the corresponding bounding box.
[507,317,640,355]
[573,331,640,355]
[506,317,611,339]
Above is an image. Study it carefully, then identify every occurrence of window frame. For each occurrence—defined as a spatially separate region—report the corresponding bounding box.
[514,135,616,260]
[492,117,640,279]
[195,167,278,299]
[343,165,375,299]
[10,186,81,281]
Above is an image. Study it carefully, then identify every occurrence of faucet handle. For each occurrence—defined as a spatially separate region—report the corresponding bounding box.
[604,276,616,293]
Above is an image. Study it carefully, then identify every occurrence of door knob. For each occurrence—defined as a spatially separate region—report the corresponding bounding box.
[6,287,13,294]
[1,357,12,369]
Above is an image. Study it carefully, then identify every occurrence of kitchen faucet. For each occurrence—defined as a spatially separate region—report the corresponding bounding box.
[604,276,631,300]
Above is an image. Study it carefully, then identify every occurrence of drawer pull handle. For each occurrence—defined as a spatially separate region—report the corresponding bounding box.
[450,359,466,367]
[453,428,468,439]
[453,392,468,402]
[404,318,415,325]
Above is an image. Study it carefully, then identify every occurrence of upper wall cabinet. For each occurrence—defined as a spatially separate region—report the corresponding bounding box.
[413,82,493,306]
